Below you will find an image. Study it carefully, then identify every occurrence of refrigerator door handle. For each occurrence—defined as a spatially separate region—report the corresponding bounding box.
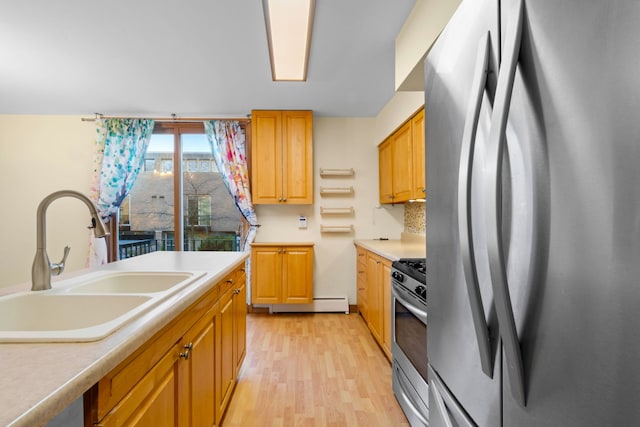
[429,366,477,427]
[430,381,455,427]
[485,0,526,407]
[457,31,495,379]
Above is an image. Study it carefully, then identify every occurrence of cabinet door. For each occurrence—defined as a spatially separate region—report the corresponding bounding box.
[181,310,216,427]
[251,110,283,204]
[251,246,282,304]
[215,291,235,424]
[378,138,394,204]
[99,344,181,427]
[366,252,383,344]
[392,121,413,202]
[282,246,313,304]
[382,259,392,360]
[411,108,426,199]
[282,111,313,204]
[234,279,247,374]
[356,249,368,321]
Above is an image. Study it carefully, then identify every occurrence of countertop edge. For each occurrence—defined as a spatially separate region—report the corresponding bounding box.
[354,238,426,261]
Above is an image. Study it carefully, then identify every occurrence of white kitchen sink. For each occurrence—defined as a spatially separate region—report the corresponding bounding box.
[0,293,154,342]
[67,271,200,294]
[0,270,206,343]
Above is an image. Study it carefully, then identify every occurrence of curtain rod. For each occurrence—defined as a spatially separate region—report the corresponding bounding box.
[81,113,251,123]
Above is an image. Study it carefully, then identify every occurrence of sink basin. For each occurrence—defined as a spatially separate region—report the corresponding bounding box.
[0,293,155,342]
[0,270,207,342]
[67,271,201,294]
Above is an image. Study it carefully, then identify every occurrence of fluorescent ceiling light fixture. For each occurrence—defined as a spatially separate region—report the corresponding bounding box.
[263,0,315,81]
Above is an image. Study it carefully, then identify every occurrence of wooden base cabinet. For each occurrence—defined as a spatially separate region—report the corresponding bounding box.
[215,268,247,425]
[354,244,392,361]
[251,243,314,305]
[356,246,368,320]
[84,264,247,427]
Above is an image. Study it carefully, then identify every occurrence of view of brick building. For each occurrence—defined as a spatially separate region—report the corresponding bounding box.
[118,139,243,258]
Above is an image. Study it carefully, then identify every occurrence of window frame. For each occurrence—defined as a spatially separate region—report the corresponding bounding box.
[106,120,251,261]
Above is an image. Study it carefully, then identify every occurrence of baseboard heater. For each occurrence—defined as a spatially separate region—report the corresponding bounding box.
[269,296,349,314]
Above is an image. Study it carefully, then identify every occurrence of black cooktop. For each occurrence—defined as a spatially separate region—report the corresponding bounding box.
[392,258,426,284]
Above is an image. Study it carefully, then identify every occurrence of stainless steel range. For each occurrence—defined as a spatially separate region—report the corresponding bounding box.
[391,258,428,426]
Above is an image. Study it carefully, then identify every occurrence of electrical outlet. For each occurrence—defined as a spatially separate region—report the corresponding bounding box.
[298,215,307,229]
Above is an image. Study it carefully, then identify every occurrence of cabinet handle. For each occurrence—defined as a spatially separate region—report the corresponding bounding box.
[226,279,233,284]
[179,343,193,360]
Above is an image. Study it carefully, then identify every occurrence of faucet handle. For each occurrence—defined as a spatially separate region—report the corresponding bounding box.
[51,246,71,276]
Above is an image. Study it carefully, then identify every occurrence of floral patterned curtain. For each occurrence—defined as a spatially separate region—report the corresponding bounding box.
[204,120,258,251]
[89,118,154,266]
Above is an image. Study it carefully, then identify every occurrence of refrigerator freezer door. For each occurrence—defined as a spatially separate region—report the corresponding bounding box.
[501,0,640,424]
[425,0,501,425]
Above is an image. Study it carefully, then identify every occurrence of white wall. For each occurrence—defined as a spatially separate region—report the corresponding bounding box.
[0,91,423,296]
[254,92,425,305]
[0,116,96,288]
[395,0,462,90]
[375,91,425,142]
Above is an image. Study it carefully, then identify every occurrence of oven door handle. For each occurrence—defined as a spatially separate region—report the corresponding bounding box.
[394,364,429,426]
[392,286,427,324]
[457,31,494,378]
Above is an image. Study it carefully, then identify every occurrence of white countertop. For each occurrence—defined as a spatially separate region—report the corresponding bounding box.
[0,251,249,427]
[354,233,426,260]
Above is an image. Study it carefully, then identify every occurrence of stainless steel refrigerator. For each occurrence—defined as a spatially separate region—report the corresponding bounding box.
[425,0,640,425]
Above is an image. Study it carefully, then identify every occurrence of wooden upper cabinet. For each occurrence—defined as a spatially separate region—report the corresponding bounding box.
[378,138,393,204]
[411,108,425,199]
[251,111,281,204]
[378,107,425,204]
[251,110,313,204]
[392,121,413,202]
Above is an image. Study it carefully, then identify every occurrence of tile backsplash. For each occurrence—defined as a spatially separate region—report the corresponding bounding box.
[404,202,425,235]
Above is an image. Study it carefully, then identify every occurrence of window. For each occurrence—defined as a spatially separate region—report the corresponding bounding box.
[115,122,247,259]
[118,196,131,228]
[186,195,211,226]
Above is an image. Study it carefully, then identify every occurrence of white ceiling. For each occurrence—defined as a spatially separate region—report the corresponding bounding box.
[0,0,416,118]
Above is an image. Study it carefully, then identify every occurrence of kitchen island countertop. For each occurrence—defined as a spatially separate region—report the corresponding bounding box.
[0,251,248,427]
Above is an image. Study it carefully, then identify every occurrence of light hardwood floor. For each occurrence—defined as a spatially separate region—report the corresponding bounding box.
[221,313,410,427]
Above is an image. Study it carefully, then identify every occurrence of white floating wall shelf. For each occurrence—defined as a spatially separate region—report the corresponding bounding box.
[320,224,354,233]
[319,168,355,177]
[320,206,355,215]
[320,186,354,196]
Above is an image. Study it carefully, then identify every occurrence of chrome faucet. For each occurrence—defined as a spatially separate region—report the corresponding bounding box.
[32,190,110,291]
